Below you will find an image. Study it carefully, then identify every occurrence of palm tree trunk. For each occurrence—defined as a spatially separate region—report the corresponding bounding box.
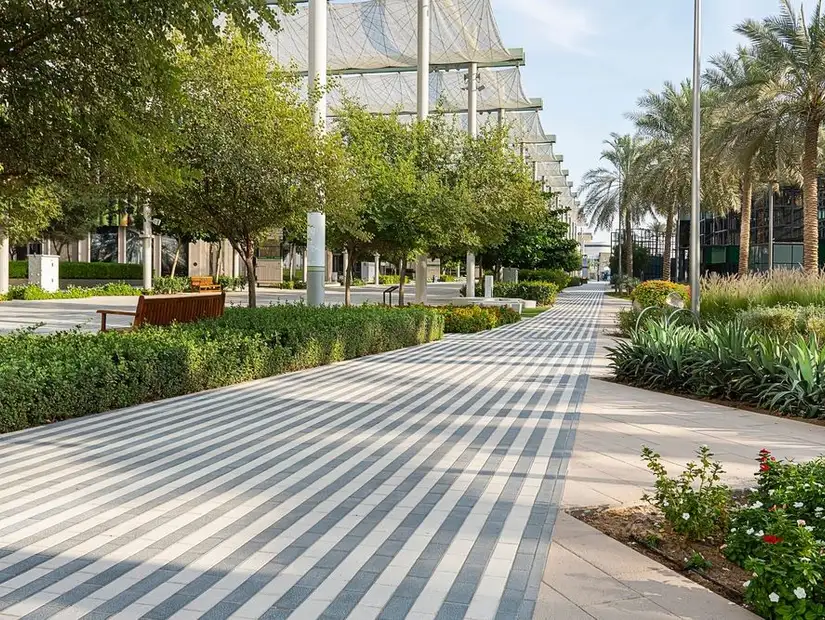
[663,205,674,281]
[624,208,633,278]
[738,172,753,275]
[802,116,820,273]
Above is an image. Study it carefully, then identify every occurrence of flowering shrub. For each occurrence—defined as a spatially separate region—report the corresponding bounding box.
[641,445,731,541]
[725,450,825,618]
[631,280,690,309]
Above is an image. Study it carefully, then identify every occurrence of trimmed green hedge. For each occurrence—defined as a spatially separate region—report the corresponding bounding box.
[631,280,690,309]
[0,304,444,433]
[4,283,141,301]
[10,261,143,280]
[465,280,560,306]
[435,305,521,333]
[518,269,571,289]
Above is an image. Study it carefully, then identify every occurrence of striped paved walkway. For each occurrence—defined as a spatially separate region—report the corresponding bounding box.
[0,285,604,620]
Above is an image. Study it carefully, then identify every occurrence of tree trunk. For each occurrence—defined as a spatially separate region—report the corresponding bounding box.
[398,257,407,306]
[802,116,820,273]
[289,244,296,281]
[344,248,353,306]
[662,205,675,282]
[170,240,181,277]
[244,242,257,308]
[624,208,633,279]
[738,172,753,275]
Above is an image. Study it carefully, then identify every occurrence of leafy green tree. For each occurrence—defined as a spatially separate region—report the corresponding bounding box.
[735,1,825,272]
[0,179,61,247]
[481,202,581,274]
[160,31,350,308]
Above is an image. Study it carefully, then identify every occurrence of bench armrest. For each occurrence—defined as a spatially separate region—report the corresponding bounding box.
[96,309,136,331]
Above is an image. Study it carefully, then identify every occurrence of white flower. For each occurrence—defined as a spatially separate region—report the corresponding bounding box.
[769,592,780,603]
[816,507,824,512]
[731,528,737,533]
[806,526,815,532]
[743,580,751,588]
[746,528,755,535]
[794,502,804,508]
[794,587,807,600]
[801,557,811,563]
[681,512,690,521]
[755,530,764,537]
[798,519,807,526]
[662,500,669,507]
[769,489,776,496]
[750,487,758,493]
[752,501,764,509]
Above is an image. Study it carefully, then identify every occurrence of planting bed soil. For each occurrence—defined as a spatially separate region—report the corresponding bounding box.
[570,504,753,611]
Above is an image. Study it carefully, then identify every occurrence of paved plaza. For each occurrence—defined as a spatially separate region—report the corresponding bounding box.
[0,286,603,619]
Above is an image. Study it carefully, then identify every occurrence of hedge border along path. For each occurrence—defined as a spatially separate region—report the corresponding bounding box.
[0,304,443,434]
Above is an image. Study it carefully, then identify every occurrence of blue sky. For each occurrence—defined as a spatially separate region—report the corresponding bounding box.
[490,0,781,233]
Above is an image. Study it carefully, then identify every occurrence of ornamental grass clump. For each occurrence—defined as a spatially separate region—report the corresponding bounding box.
[701,271,825,323]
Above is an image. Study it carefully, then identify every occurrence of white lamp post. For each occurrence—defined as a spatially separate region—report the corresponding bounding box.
[414,0,431,304]
[690,0,702,314]
[307,0,328,307]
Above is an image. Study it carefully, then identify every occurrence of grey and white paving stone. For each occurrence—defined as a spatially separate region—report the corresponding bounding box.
[0,285,604,619]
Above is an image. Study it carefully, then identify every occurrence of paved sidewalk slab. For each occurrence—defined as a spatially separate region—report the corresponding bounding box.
[0,285,604,619]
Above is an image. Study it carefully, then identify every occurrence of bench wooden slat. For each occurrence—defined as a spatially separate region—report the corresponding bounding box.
[98,293,225,331]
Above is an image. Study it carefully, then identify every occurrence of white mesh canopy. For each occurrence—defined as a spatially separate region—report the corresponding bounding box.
[323,67,537,114]
[265,0,517,72]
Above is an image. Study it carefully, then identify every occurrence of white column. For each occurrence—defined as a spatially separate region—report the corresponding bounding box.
[307,0,328,307]
[374,253,380,285]
[117,226,127,264]
[302,249,309,283]
[342,249,349,284]
[414,0,431,304]
[465,251,476,298]
[307,212,326,303]
[0,232,8,294]
[465,61,479,294]
[142,204,153,290]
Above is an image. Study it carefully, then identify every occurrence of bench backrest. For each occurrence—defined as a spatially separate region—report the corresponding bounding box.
[190,276,215,287]
[133,293,225,328]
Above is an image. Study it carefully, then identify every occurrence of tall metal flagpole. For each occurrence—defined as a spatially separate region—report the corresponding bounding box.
[690,0,702,314]
[768,184,775,271]
[307,0,328,307]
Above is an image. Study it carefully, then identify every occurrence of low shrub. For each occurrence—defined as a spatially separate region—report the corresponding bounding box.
[609,320,825,418]
[216,275,247,291]
[631,280,690,309]
[463,280,560,306]
[9,261,26,279]
[438,274,458,283]
[726,450,825,618]
[436,305,521,333]
[5,282,141,300]
[641,445,731,542]
[379,275,412,285]
[0,304,444,433]
[153,276,190,294]
[611,274,641,295]
[739,305,825,341]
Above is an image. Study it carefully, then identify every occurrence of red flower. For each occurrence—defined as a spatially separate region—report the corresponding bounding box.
[760,463,771,472]
[763,534,782,545]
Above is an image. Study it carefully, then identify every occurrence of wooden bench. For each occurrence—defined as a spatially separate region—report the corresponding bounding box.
[97,292,225,331]
[190,276,222,292]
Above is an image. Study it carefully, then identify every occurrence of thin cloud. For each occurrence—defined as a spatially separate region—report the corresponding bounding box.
[497,0,599,55]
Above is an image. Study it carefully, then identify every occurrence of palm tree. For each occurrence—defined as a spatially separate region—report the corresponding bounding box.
[579,133,647,280]
[632,81,738,281]
[736,1,825,273]
[705,45,801,274]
